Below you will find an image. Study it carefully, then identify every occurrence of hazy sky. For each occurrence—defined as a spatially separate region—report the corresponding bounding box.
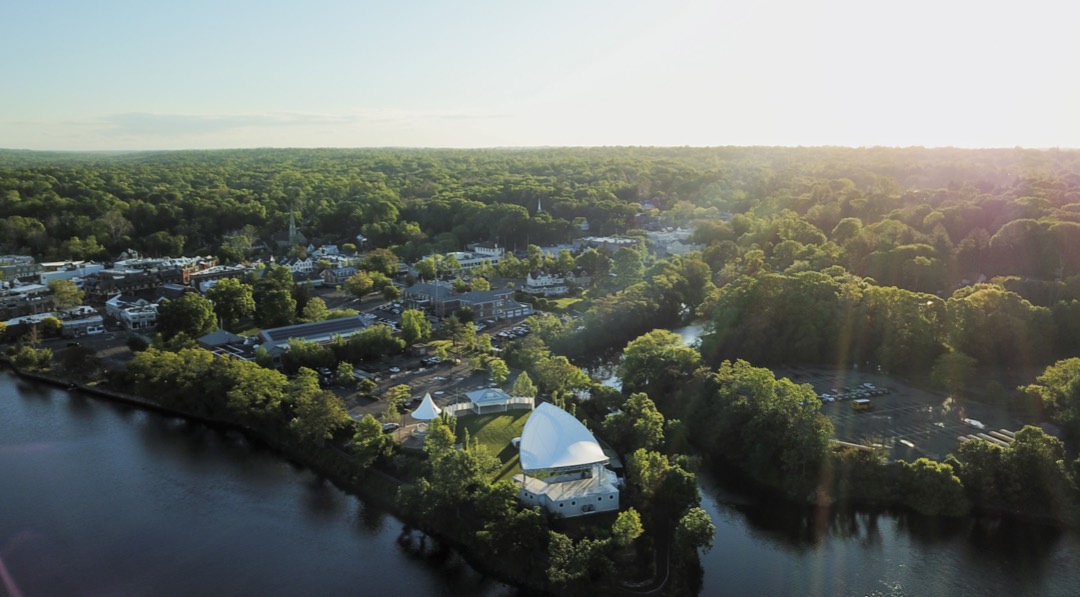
[3,0,1078,150]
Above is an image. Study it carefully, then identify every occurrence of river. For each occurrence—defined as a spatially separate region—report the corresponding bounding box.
[5,359,1080,596]
[0,374,511,597]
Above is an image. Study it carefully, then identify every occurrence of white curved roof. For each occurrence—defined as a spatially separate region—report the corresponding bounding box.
[519,403,608,472]
[411,393,442,421]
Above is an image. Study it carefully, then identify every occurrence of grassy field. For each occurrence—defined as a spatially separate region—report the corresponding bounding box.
[549,297,584,311]
[454,410,532,483]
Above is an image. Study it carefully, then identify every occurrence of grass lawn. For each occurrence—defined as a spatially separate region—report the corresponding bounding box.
[454,410,532,484]
[550,297,583,311]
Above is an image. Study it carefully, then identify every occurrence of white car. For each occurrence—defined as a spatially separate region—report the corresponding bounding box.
[389,367,401,374]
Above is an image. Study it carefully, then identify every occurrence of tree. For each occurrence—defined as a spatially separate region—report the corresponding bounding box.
[416,257,437,280]
[369,271,394,292]
[439,315,468,347]
[13,345,52,371]
[611,508,644,548]
[282,338,334,373]
[385,383,411,412]
[475,332,493,354]
[511,371,538,398]
[674,507,715,553]
[602,392,665,454]
[205,278,255,326]
[532,354,588,394]
[1025,358,1080,439]
[259,289,296,327]
[334,361,354,386]
[345,324,405,360]
[931,351,977,396]
[362,248,400,277]
[343,270,374,299]
[897,458,970,516]
[37,316,63,337]
[488,358,510,385]
[48,279,84,310]
[287,368,351,445]
[381,284,401,302]
[611,246,645,289]
[443,254,462,276]
[456,306,475,323]
[618,329,701,400]
[301,297,329,322]
[156,293,217,341]
[352,413,393,467]
[400,308,432,345]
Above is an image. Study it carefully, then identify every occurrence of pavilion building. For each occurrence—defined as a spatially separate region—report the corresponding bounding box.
[513,403,620,518]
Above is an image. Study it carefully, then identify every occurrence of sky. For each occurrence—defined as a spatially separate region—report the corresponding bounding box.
[3,0,1079,150]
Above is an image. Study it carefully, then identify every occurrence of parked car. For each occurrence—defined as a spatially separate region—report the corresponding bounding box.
[381,422,401,433]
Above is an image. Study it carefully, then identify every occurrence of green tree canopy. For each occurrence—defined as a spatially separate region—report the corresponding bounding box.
[156,293,217,341]
[205,277,255,326]
[48,279,84,310]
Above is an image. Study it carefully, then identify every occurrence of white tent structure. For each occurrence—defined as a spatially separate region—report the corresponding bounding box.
[411,393,442,421]
[514,403,620,517]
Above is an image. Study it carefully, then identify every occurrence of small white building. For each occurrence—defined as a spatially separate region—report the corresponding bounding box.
[444,388,534,416]
[513,403,620,518]
[523,270,568,297]
[39,261,105,285]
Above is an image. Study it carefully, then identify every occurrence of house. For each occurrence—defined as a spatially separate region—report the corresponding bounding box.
[321,266,357,285]
[666,240,705,256]
[0,256,43,282]
[281,257,315,275]
[60,314,106,338]
[190,265,251,293]
[535,244,576,258]
[513,403,620,518]
[403,282,529,321]
[106,294,161,331]
[117,304,159,331]
[311,245,339,257]
[0,283,53,320]
[402,281,454,314]
[441,243,506,272]
[82,267,186,299]
[575,236,639,255]
[524,269,568,297]
[455,288,516,320]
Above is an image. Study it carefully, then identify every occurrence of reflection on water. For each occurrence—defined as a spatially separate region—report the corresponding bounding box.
[698,467,1080,596]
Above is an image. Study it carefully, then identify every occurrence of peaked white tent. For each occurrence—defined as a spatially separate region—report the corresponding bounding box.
[514,403,619,517]
[519,402,608,472]
[411,393,442,421]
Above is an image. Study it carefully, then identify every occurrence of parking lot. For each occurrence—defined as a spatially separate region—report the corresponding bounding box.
[782,367,1031,460]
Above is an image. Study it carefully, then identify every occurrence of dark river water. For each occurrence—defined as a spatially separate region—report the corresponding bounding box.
[4,370,1080,596]
[0,375,511,597]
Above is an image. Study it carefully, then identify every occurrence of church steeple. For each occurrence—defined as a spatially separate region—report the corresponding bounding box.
[537,196,543,214]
